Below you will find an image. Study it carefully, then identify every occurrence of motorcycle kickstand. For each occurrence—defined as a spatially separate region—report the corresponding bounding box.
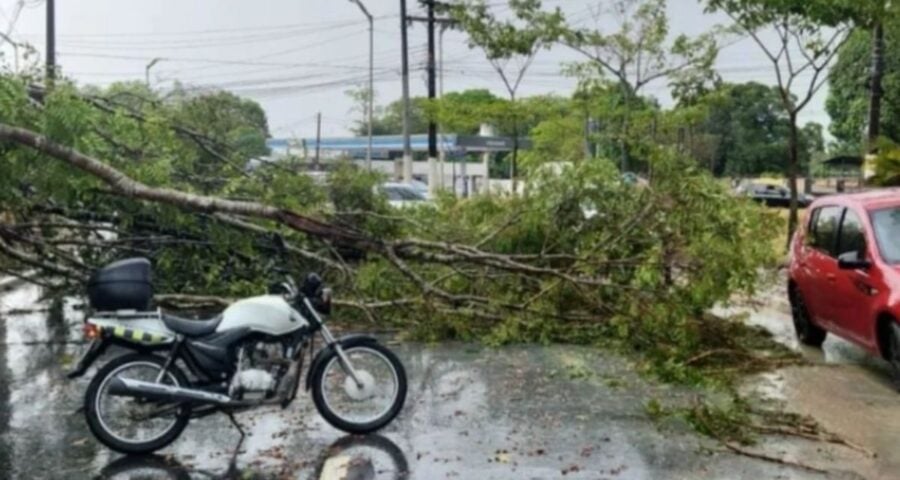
[226,411,246,438]
[225,411,246,468]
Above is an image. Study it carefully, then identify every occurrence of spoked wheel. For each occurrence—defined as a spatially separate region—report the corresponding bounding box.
[790,286,827,347]
[311,338,407,434]
[85,354,191,454]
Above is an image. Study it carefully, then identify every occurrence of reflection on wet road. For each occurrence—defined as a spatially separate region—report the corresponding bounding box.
[0,283,882,479]
[95,434,408,479]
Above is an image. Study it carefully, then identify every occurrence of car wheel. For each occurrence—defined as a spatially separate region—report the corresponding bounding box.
[790,286,827,347]
[885,322,900,391]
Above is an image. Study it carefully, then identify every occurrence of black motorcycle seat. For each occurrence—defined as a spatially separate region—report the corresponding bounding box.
[161,313,223,337]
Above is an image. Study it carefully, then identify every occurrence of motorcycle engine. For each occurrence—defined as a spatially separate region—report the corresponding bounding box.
[230,342,284,397]
[236,369,274,392]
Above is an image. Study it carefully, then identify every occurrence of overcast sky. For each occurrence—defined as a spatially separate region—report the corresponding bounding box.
[1,0,835,140]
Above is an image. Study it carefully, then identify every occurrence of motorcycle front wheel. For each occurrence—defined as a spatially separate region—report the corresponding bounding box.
[311,338,407,434]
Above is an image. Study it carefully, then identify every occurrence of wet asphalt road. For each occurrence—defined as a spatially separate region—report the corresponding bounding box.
[727,286,900,480]
[0,282,888,479]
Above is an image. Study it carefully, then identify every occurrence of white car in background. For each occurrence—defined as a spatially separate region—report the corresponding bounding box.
[379,182,432,208]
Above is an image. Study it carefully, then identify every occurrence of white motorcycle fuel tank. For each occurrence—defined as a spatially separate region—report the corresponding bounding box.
[216,295,309,336]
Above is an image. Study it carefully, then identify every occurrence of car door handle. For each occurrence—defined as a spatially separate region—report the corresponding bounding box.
[826,273,837,283]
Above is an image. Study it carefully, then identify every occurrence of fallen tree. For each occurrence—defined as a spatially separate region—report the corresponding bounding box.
[0,123,643,316]
[0,76,778,354]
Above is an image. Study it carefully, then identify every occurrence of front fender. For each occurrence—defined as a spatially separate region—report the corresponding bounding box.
[305,335,379,391]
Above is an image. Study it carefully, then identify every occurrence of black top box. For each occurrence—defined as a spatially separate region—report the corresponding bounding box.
[87,258,153,311]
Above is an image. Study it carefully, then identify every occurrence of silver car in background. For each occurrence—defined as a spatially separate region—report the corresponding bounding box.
[380,182,432,208]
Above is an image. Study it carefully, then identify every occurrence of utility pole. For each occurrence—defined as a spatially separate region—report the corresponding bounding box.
[425,0,438,195]
[46,0,55,82]
[314,112,322,169]
[406,4,455,189]
[399,0,413,181]
[349,0,374,171]
[438,24,447,190]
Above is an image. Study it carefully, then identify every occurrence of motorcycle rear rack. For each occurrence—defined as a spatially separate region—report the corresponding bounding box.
[90,308,162,322]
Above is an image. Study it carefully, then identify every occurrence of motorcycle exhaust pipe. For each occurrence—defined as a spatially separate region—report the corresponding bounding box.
[107,377,232,405]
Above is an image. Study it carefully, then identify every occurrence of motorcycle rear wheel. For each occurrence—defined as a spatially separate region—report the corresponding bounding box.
[84,353,191,454]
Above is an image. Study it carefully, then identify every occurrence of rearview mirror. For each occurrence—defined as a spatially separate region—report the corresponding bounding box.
[837,251,871,270]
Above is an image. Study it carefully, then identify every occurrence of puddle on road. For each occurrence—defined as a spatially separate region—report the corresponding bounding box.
[715,299,893,372]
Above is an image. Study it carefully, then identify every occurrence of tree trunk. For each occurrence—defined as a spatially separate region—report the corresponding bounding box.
[0,124,374,251]
[867,21,885,153]
[511,123,519,195]
[620,110,629,172]
[510,95,519,194]
[620,83,632,172]
[787,112,800,249]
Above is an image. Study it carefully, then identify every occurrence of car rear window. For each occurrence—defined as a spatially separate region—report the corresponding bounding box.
[810,206,843,256]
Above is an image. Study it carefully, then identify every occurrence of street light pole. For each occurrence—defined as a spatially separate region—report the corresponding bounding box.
[349,0,374,171]
[145,57,162,87]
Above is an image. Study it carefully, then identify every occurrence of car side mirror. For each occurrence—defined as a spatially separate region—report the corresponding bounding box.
[837,251,871,270]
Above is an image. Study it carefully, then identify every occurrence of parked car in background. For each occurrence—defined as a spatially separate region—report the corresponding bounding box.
[735,181,813,208]
[379,182,431,208]
[788,190,900,383]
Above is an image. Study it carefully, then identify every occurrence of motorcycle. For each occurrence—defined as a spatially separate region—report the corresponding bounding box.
[67,250,407,454]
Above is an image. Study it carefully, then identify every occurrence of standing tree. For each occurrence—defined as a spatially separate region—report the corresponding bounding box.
[705,0,850,244]
[863,4,888,155]
[346,92,431,136]
[446,0,562,192]
[827,18,900,152]
[742,1,899,167]
[828,1,900,155]
[698,82,791,176]
[559,0,720,172]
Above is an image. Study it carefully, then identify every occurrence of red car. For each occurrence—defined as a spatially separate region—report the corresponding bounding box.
[789,190,900,378]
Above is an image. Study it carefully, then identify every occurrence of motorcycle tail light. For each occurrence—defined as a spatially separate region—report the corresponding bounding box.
[83,323,100,341]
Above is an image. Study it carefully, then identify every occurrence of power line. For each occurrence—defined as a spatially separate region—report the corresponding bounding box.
[178,66,397,91]
[57,50,386,71]
[51,24,364,51]
[158,32,429,79]
[15,15,399,39]
[59,26,370,59]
